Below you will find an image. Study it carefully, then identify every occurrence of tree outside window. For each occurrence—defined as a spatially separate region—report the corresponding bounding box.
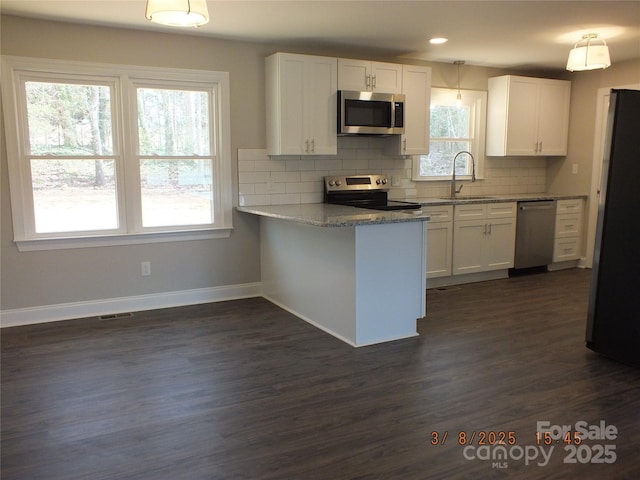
[25,81,118,233]
[136,87,214,228]
[413,88,486,181]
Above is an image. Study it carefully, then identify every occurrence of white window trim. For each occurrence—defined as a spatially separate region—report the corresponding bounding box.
[1,56,233,251]
[412,87,487,181]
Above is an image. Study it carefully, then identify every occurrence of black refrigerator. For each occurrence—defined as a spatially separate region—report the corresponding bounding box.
[586,89,640,368]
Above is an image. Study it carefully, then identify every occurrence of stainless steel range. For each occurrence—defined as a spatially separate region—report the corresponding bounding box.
[324,174,421,211]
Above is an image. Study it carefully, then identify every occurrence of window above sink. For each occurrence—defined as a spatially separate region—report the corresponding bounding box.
[412,88,487,182]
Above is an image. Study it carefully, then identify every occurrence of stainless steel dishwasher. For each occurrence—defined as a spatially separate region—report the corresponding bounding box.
[514,200,556,269]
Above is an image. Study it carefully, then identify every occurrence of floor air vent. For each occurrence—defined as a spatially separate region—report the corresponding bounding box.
[98,312,134,320]
[431,286,462,292]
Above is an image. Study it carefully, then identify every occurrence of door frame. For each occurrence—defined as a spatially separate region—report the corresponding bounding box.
[583,83,640,268]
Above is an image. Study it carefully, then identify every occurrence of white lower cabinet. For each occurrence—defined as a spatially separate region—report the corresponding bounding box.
[452,203,517,275]
[485,218,519,269]
[423,206,453,279]
[452,220,485,274]
[553,199,584,262]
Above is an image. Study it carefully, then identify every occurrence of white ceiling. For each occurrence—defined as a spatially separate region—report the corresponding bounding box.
[2,1,640,72]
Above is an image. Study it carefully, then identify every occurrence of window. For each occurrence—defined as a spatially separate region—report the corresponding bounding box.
[25,79,119,234]
[413,88,487,181]
[2,57,232,250]
[135,85,214,228]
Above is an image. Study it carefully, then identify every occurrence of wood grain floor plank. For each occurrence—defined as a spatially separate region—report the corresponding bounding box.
[2,269,640,479]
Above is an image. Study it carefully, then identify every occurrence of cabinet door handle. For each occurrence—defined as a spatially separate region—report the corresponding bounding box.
[402,138,406,152]
[539,141,543,153]
[310,139,315,153]
[483,224,487,235]
[366,74,371,90]
[372,74,377,89]
[488,223,492,235]
[305,139,309,153]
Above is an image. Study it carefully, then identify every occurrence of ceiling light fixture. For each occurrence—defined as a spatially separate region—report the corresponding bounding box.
[454,60,465,108]
[145,0,210,27]
[429,37,448,45]
[566,33,611,72]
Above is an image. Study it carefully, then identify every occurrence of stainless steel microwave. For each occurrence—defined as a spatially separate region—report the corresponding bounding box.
[338,90,405,135]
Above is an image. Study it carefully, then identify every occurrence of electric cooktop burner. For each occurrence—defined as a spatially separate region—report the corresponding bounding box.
[324,174,421,211]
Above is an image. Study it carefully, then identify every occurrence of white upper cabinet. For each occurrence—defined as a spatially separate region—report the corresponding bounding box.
[266,53,337,156]
[486,75,571,156]
[399,64,431,155]
[338,58,403,93]
[385,64,432,156]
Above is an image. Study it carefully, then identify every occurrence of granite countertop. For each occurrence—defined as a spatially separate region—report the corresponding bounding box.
[412,193,588,206]
[236,203,431,227]
[237,193,588,227]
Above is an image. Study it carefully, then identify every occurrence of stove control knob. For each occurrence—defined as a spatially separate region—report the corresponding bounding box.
[335,180,342,186]
[328,180,335,186]
[376,178,381,185]
[381,178,388,185]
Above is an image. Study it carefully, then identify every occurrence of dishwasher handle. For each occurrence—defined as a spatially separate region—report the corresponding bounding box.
[518,201,556,211]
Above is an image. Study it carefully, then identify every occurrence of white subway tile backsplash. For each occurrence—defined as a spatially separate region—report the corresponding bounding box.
[238,149,269,161]
[272,171,301,183]
[314,158,343,171]
[271,193,301,205]
[345,158,370,170]
[301,192,324,203]
[238,171,269,184]
[300,171,327,182]
[368,158,394,170]
[284,159,312,171]
[238,160,256,172]
[255,182,285,195]
[240,194,272,206]
[238,183,255,195]
[285,183,304,194]
[237,148,548,206]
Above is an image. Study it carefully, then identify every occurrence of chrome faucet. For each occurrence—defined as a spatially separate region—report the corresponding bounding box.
[450,150,476,197]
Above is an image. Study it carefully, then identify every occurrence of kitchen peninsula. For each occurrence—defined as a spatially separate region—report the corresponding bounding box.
[237,203,430,347]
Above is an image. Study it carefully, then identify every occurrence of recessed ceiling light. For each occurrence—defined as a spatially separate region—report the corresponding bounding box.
[429,37,448,45]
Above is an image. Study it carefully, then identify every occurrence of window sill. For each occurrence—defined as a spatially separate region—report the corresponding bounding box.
[15,228,233,252]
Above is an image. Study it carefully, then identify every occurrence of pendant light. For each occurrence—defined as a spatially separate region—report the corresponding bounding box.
[566,33,611,72]
[145,0,210,27]
[454,60,465,108]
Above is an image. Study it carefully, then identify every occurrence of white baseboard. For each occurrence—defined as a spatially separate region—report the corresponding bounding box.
[262,293,358,347]
[547,260,580,271]
[262,294,419,348]
[427,270,509,289]
[0,282,262,328]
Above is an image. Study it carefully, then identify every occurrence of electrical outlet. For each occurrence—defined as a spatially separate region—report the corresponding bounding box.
[141,261,151,276]
[572,163,579,174]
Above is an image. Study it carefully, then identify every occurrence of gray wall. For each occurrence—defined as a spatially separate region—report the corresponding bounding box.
[1,14,639,314]
[1,15,269,311]
[547,58,640,195]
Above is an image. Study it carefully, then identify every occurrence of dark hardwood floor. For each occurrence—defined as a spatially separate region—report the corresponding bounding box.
[2,268,640,479]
